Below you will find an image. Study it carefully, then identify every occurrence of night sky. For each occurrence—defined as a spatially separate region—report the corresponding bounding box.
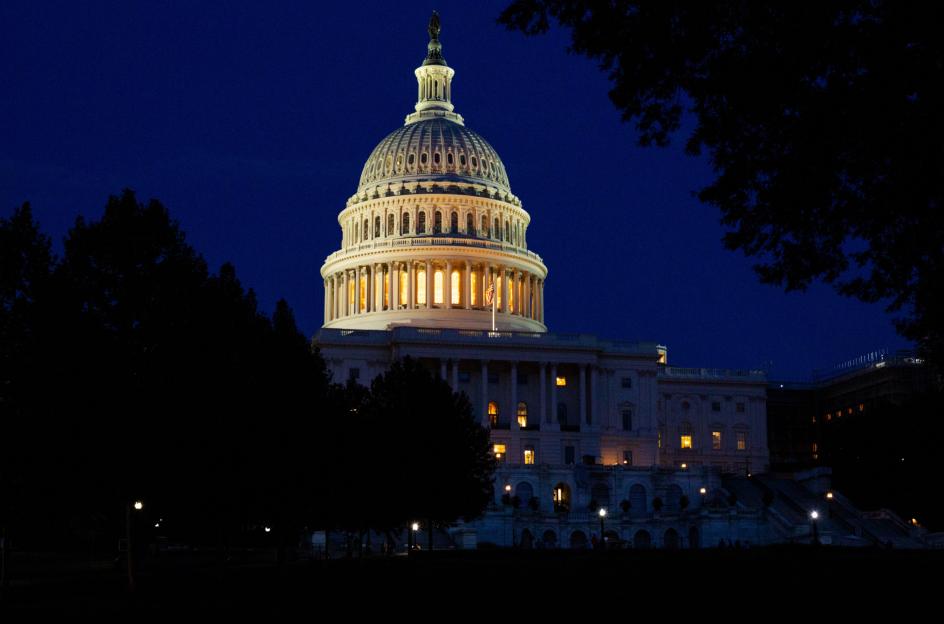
[1,1,912,380]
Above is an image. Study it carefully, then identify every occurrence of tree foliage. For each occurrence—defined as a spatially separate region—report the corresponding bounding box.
[500,1,944,366]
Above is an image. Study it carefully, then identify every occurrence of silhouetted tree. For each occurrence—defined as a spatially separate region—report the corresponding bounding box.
[501,1,944,368]
[360,357,496,549]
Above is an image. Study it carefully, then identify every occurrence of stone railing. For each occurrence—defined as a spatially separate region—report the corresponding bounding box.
[323,235,544,265]
[659,366,766,382]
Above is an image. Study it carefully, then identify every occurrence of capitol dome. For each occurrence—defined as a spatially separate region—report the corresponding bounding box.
[357,118,511,197]
[321,13,547,333]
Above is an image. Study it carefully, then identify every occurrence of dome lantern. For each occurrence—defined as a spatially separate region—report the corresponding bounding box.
[406,11,464,126]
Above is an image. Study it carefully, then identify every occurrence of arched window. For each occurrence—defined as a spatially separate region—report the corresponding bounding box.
[494,217,500,238]
[634,530,652,549]
[363,219,369,240]
[591,483,611,510]
[417,211,426,234]
[481,215,488,236]
[450,211,458,233]
[374,216,381,238]
[680,422,693,449]
[487,401,499,427]
[451,270,460,305]
[629,484,648,518]
[401,212,410,234]
[433,152,441,166]
[504,220,510,241]
[516,402,528,428]
[387,213,395,236]
[466,213,474,233]
[664,528,680,550]
[434,211,442,234]
[421,152,428,165]
[433,270,444,304]
[408,153,415,166]
[460,154,467,167]
[447,152,454,166]
[523,445,535,465]
[569,531,588,550]
[542,530,557,548]
[416,268,427,305]
[471,155,478,168]
[553,483,571,512]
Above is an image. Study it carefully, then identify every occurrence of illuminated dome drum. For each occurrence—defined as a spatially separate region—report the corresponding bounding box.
[321,17,548,332]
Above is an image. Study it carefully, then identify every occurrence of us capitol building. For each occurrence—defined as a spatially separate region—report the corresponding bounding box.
[313,15,925,549]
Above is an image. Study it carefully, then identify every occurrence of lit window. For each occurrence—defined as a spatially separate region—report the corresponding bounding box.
[433,270,444,304]
[359,274,367,311]
[523,446,535,465]
[416,269,427,305]
[859,403,865,412]
[488,401,499,427]
[471,270,479,305]
[517,402,528,428]
[736,432,747,451]
[451,270,460,305]
[712,431,722,450]
[847,407,853,415]
[556,376,567,387]
[493,443,506,461]
[348,279,355,309]
[680,435,693,449]
[657,430,662,449]
[398,268,407,306]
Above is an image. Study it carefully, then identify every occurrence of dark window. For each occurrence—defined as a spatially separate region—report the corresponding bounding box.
[421,152,428,165]
[387,214,394,235]
[434,211,442,234]
[736,402,745,413]
[450,212,458,233]
[447,152,454,165]
[712,401,721,412]
[564,446,575,465]
[408,153,415,165]
[481,215,488,236]
[460,154,467,166]
[433,152,441,165]
[622,409,633,431]
[458,371,470,383]
[401,213,410,234]
[417,212,426,234]
[621,377,632,389]
[517,373,528,385]
[471,156,478,168]
[557,402,567,423]
[494,218,500,238]
[622,450,633,466]
[374,216,381,237]
[466,213,473,233]
[488,372,499,384]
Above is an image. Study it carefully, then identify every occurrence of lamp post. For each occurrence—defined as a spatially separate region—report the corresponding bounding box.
[598,508,607,549]
[809,510,820,546]
[126,500,143,591]
[410,522,419,552]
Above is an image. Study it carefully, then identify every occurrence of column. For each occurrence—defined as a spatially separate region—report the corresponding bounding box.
[445,259,452,309]
[580,364,588,425]
[440,359,447,380]
[389,261,398,310]
[510,361,518,430]
[500,266,508,314]
[451,359,459,390]
[539,279,545,323]
[323,279,329,323]
[342,270,349,316]
[550,363,558,426]
[481,360,489,426]
[355,267,363,315]
[515,271,522,316]
[464,260,471,310]
[408,261,415,309]
[480,265,487,308]
[539,362,547,426]
[425,260,433,309]
[524,273,531,319]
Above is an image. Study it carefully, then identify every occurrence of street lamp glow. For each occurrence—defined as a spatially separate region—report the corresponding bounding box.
[264,526,271,533]
[598,508,607,518]
[504,484,512,493]
[411,522,419,532]
[680,463,687,469]
[699,487,707,495]
[133,501,143,511]
[810,510,819,520]
[826,492,834,500]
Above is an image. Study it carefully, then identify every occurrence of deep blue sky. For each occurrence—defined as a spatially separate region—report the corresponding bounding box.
[1,1,911,380]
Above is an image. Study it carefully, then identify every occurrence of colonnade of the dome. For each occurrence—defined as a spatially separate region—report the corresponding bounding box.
[323,258,545,330]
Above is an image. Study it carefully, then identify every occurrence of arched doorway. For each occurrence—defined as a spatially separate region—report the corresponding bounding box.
[542,530,557,549]
[553,483,571,512]
[664,528,680,550]
[569,530,588,550]
[633,530,652,549]
[516,482,534,506]
[519,529,534,549]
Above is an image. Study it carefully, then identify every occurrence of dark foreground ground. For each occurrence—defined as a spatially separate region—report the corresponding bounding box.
[2,546,941,615]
